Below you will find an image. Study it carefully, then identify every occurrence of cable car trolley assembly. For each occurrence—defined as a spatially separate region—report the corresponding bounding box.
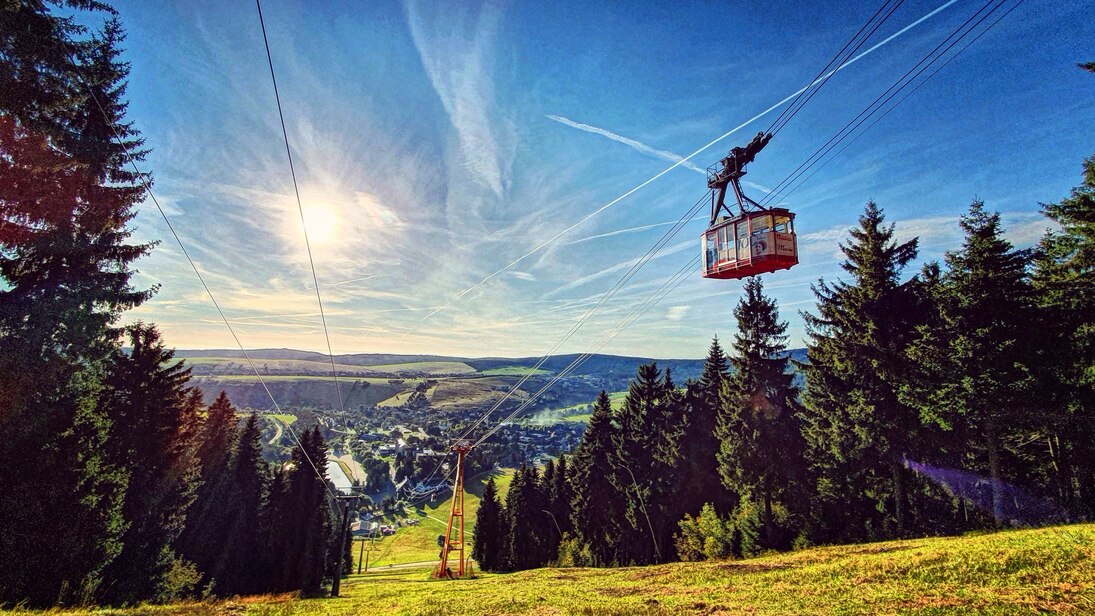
[702,131,798,280]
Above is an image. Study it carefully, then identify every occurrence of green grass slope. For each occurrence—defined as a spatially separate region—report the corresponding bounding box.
[48,524,1093,615]
[357,468,518,569]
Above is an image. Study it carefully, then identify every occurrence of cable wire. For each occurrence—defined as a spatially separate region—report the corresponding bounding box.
[766,0,906,137]
[57,33,336,500]
[760,0,1011,207]
[777,0,1026,205]
[255,0,347,416]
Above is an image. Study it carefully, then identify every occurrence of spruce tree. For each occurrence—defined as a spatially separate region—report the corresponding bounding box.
[905,201,1037,526]
[98,324,202,605]
[0,1,151,605]
[539,460,563,560]
[219,414,268,596]
[1032,154,1095,515]
[569,391,625,566]
[504,465,549,571]
[680,338,735,516]
[177,392,239,590]
[716,277,806,550]
[472,477,506,571]
[268,428,333,594]
[612,364,686,564]
[549,452,574,538]
[801,202,927,542]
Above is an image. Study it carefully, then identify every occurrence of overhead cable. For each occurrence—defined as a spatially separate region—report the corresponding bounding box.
[255,0,348,416]
[410,0,962,327]
[58,34,336,500]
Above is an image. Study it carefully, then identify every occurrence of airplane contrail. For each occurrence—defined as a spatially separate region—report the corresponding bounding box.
[415,0,962,325]
[546,115,707,174]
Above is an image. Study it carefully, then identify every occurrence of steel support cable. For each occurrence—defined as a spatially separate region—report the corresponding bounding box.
[764,0,1008,206]
[454,191,711,441]
[760,0,1005,207]
[777,0,1025,205]
[456,1,937,449]
[473,260,698,446]
[766,0,906,137]
[473,255,700,447]
[56,38,337,501]
[255,0,347,416]
[408,0,960,330]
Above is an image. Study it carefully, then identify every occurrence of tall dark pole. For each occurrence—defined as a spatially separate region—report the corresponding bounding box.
[357,537,365,574]
[331,496,356,597]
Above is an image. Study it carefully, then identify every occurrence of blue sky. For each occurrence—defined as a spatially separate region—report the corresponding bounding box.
[110,0,1094,358]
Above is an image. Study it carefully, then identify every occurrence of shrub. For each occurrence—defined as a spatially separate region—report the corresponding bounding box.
[675,503,734,561]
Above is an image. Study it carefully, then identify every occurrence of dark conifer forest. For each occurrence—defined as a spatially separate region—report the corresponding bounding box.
[1,0,1092,609]
[0,1,337,606]
[477,179,1095,571]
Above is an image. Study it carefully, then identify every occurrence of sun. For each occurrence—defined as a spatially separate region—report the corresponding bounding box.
[302,203,340,246]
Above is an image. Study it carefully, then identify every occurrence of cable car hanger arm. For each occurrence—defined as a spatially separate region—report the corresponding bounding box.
[707,131,773,224]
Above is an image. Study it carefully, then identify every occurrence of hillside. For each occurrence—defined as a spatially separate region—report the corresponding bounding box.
[53,524,1093,614]
[174,348,719,413]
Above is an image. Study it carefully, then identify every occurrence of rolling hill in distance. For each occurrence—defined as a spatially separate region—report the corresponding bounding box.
[173,347,808,412]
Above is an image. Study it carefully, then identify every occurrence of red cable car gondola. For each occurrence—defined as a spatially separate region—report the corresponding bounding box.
[701,132,798,280]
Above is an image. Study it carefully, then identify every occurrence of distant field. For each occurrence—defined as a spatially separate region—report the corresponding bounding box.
[181,356,474,376]
[364,361,476,375]
[609,390,627,409]
[479,366,551,376]
[267,413,297,425]
[63,524,1095,614]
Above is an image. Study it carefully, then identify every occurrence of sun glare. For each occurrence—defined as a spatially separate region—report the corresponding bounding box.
[302,203,340,246]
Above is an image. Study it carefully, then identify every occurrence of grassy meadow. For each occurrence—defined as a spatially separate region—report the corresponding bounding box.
[356,468,519,569]
[39,523,1093,614]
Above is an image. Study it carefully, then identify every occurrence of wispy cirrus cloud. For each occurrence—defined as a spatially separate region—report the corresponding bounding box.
[406,0,514,200]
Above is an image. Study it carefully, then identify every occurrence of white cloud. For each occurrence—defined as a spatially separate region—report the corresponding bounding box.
[666,305,690,321]
[406,0,514,199]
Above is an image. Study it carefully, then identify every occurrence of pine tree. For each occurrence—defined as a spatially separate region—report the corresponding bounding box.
[680,338,735,517]
[716,277,806,550]
[472,477,506,571]
[1032,153,1095,515]
[801,202,928,542]
[905,202,1037,526]
[98,324,202,605]
[177,392,239,590]
[570,391,625,566]
[0,1,152,605]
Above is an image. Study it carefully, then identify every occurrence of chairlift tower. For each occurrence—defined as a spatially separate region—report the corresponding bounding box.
[435,439,473,578]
